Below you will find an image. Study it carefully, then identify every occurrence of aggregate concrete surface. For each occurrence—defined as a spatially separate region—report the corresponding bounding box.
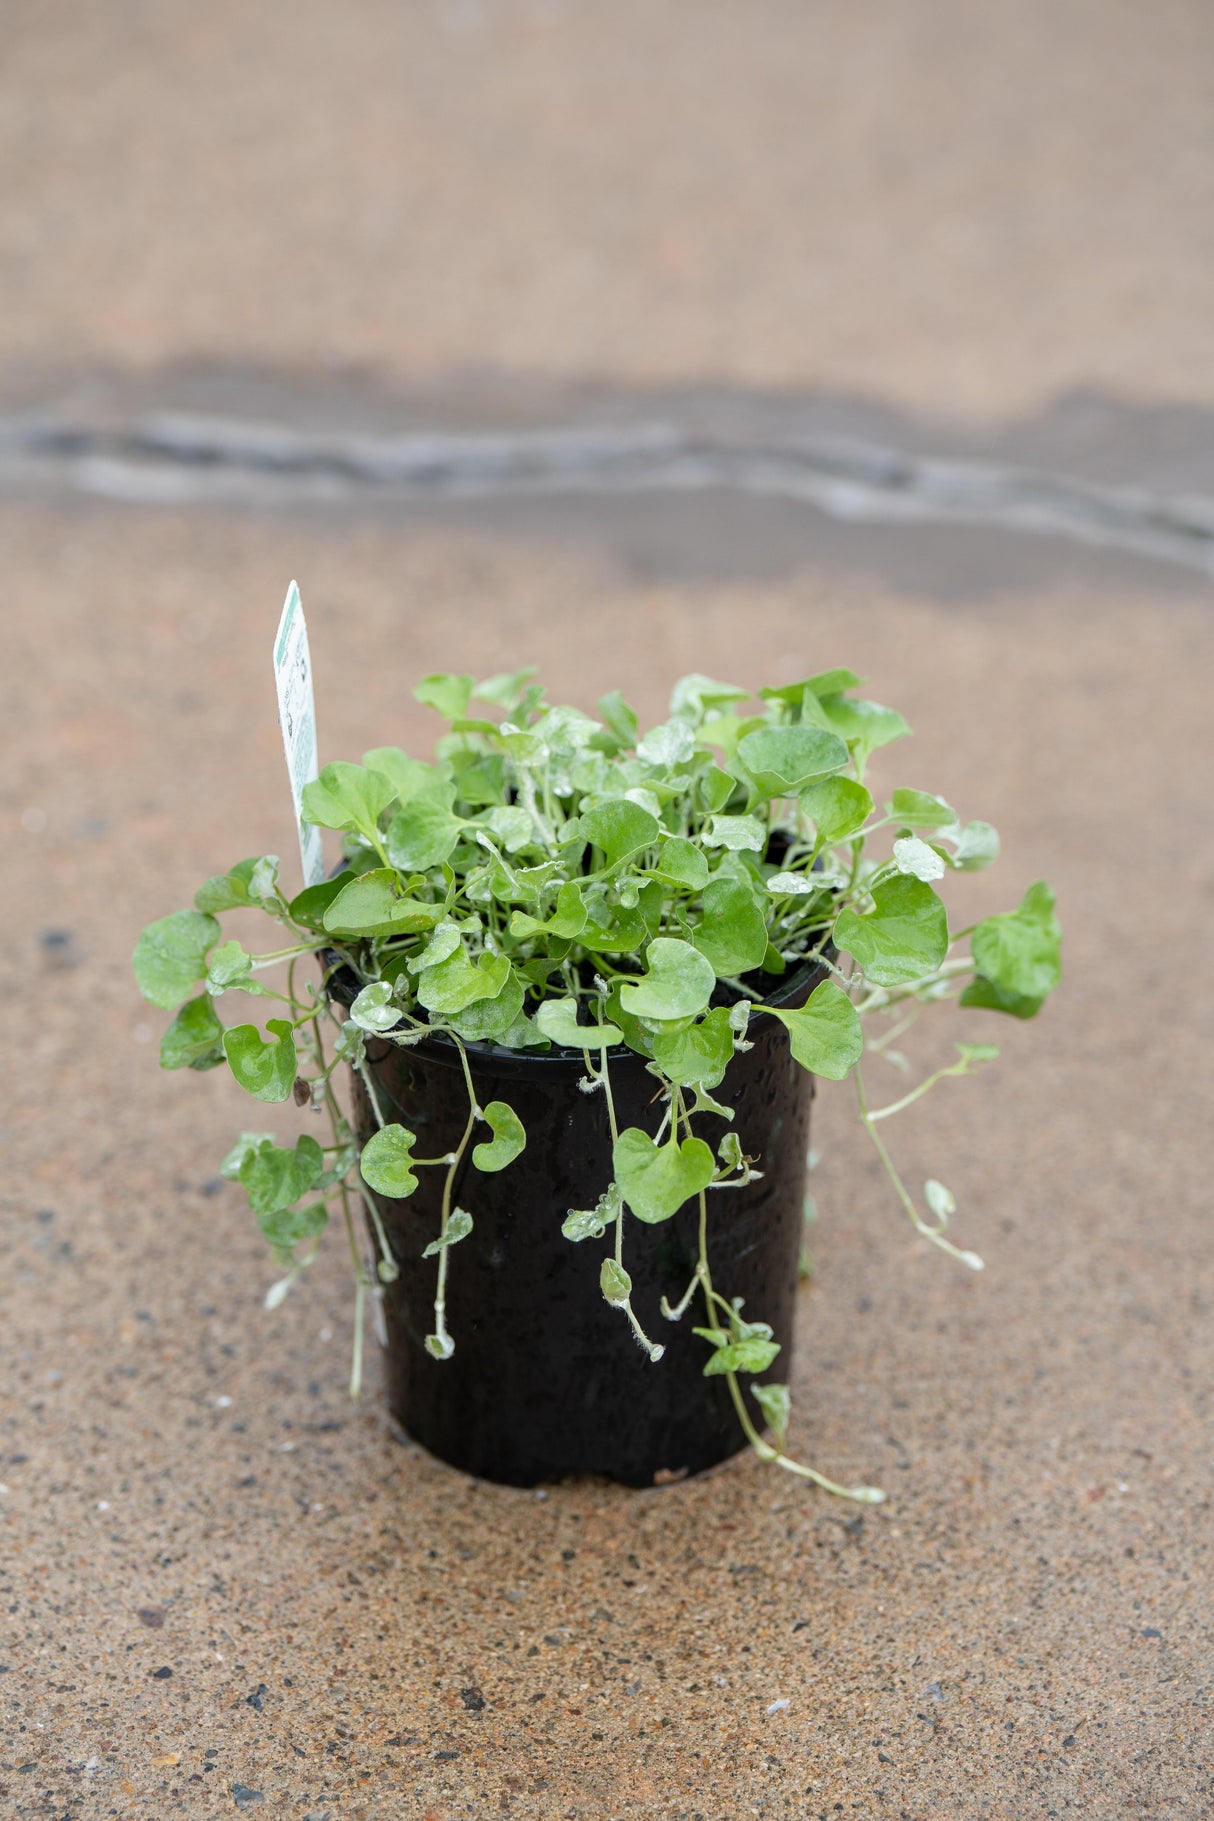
[2,5,1212,1819]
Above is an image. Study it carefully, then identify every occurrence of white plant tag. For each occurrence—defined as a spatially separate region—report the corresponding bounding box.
[273,581,324,887]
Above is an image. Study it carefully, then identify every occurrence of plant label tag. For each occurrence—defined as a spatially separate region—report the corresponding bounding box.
[273,580,324,887]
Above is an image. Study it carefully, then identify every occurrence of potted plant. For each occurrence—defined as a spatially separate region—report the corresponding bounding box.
[133,665,1060,1499]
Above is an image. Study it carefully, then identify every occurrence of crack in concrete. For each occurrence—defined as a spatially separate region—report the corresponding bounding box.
[2,403,1213,579]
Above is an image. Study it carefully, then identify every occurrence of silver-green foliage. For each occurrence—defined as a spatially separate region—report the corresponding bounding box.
[134,665,1060,1500]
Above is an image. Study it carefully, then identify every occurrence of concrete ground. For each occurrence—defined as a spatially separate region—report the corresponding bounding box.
[1,6,1211,1819]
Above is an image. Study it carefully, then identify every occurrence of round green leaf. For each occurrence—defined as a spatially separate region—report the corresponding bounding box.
[613,1128,716,1223]
[579,798,661,870]
[360,1124,419,1198]
[798,777,874,844]
[133,910,221,1010]
[349,982,401,1033]
[534,997,623,1049]
[472,1101,527,1172]
[618,938,716,1023]
[736,725,849,796]
[970,881,1061,1002]
[416,947,511,1015]
[222,1019,298,1103]
[385,784,464,871]
[651,1006,735,1089]
[301,761,397,838]
[770,980,863,1080]
[833,876,949,987]
[159,993,225,1071]
[692,877,769,977]
[258,1200,328,1250]
[446,971,526,1042]
[239,1135,325,1215]
[887,788,958,830]
[322,869,444,939]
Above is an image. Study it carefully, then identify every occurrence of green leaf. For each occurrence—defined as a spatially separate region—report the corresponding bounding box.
[600,1258,632,1307]
[287,872,354,930]
[361,748,437,803]
[534,997,623,1049]
[322,869,444,939]
[834,876,949,987]
[220,1131,273,1180]
[194,855,280,913]
[360,1124,419,1197]
[414,672,474,720]
[958,976,1044,1019]
[888,787,958,830]
[385,782,464,872]
[579,798,661,869]
[133,910,221,1010]
[473,665,540,712]
[946,820,1000,872]
[416,947,511,1015]
[258,1200,328,1250]
[798,777,874,844]
[651,1006,735,1089]
[301,762,397,839]
[239,1134,325,1215]
[969,881,1061,1004]
[812,694,910,771]
[509,882,587,940]
[692,877,769,977]
[597,689,638,748]
[613,1128,716,1223]
[736,725,849,797]
[446,970,525,1041]
[892,835,946,883]
[222,1019,298,1102]
[697,1330,782,1376]
[411,919,463,972]
[474,805,535,852]
[619,938,716,1022]
[562,1183,622,1243]
[761,669,862,705]
[349,981,401,1033]
[472,1101,526,1172]
[751,1381,791,1445]
[637,720,696,767]
[422,1207,473,1256]
[706,813,766,853]
[205,938,270,997]
[159,993,225,1070]
[769,980,863,1080]
[669,673,751,721]
[648,837,710,891]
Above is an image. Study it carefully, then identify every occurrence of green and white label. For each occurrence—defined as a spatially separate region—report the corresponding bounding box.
[273,581,324,886]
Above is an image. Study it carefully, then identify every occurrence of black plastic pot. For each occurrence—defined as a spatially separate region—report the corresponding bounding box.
[339,960,825,1487]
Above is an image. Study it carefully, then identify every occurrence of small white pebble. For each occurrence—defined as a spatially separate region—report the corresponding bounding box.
[215,1395,232,1408]
[766,1698,791,1714]
[319,1327,333,1343]
[97,1501,110,1511]
[311,1502,324,1512]
[535,1489,548,1500]
[1117,1481,1130,1493]
[0,1484,9,1496]
[279,1441,296,1452]
[21,807,47,833]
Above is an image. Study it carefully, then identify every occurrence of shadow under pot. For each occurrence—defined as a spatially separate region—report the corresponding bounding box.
[331,958,824,1488]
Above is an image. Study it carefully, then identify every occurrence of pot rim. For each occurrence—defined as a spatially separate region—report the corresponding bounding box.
[325,948,831,1078]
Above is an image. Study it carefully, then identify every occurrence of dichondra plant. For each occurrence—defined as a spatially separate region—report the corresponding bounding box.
[135,666,1061,1499]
